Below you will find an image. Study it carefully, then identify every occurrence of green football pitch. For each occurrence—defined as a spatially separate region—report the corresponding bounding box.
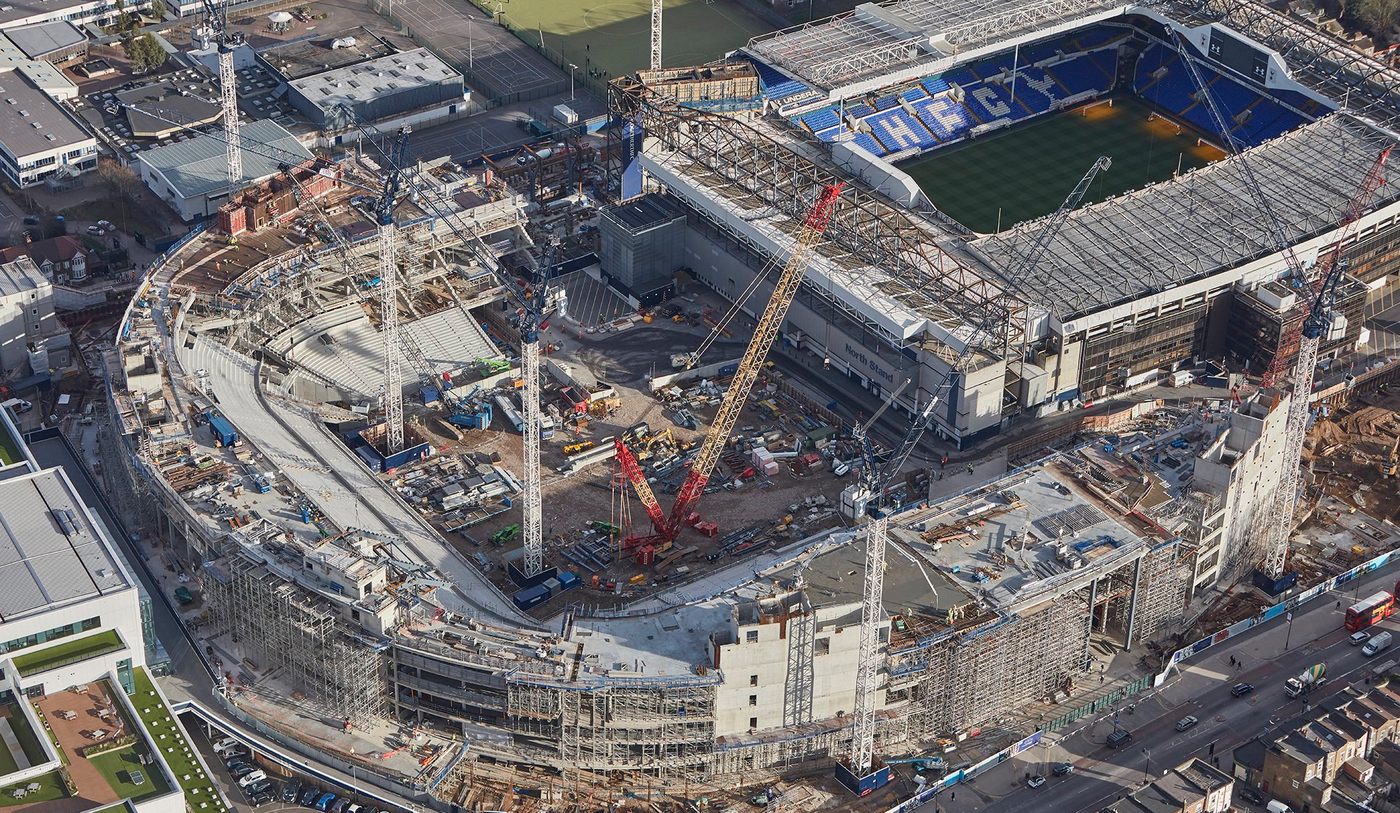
[899,95,1226,234]
[473,0,773,80]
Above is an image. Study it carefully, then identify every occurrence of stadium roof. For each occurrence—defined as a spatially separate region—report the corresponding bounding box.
[747,0,1124,89]
[0,467,130,622]
[138,119,313,200]
[971,115,1400,320]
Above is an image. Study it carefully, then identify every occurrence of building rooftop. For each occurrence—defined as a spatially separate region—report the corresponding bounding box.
[569,604,731,681]
[260,27,396,81]
[138,118,312,200]
[115,77,221,138]
[5,20,83,59]
[0,70,91,157]
[601,193,687,233]
[0,467,130,622]
[288,47,459,112]
[0,53,74,96]
[973,115,1400,320]
[0,255,47,298]
[0,0,91,29]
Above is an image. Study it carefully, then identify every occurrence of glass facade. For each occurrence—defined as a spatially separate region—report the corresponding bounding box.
[0,616,100,654]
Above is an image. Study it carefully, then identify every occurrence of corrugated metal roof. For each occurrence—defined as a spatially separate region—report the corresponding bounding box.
[0,467,129,621]
[5,20,85,59]
[138,118,313,201]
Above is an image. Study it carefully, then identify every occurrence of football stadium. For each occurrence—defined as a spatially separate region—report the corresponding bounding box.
[614,0,1400,449]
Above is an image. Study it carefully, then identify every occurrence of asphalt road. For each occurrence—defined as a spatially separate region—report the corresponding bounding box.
[921,559,1400,813]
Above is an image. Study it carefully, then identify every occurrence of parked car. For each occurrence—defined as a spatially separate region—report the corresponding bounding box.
[1107,729,1133,748]
[21,216,38,226]
[281,780,302,803]
[330,799,351,813]
[242,780,271,797]
[1240,786,1266,804]
[97,220,113,230]
[1175,715,1198,731]
[298,787,321,807]
[1052,762,1073,776]
[221,745,248,760]
[249,791,274,807]
[227,762,255,778]
[314,793,337,811]
[1232,682,1255,697]
[237,770,267,788]
[1027,775,1046,789]
[1350,631,1371,646]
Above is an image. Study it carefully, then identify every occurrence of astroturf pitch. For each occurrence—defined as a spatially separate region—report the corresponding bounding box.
[899,95,1225,234]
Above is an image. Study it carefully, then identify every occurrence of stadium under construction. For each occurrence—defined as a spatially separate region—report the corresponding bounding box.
[96,0,1400,804]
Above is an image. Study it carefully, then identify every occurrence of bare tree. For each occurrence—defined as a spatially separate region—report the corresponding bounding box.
[97,158,141,201]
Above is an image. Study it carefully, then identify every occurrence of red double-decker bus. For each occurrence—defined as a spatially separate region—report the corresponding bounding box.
[1346,590,1396,632]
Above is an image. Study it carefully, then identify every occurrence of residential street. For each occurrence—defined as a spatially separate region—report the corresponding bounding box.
[921,558,1400,813]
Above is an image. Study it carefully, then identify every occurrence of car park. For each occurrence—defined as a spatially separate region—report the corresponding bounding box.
[243,780,271,797]
[227,762,255,778]
[314,792,337,811]
[1175,715,1198,731]
[1027,775,1046,788]
[281,780,302,803]
[1232,682,1255,697]
[1052,762,1073,776]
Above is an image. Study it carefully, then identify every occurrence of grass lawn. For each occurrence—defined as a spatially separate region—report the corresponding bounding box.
[0,428,19,467]
[88,746,170,802]
[900,95,1224,233]
[0,770,66,807]
[129,669,223,811]
[474,0,772,79]
[11,631,124,677]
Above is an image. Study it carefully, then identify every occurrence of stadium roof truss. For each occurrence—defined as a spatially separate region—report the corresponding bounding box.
[747,0,1126,90]
[617,85,1021,352]
[972,114,1400,320]
[1171,0,1400,130]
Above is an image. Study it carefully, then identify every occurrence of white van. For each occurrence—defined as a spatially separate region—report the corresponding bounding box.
[1363,631,1394,657]
[1267,800,1293,813]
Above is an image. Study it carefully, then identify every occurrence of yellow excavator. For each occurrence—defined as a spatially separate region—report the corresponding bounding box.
[1383,437,1399,478]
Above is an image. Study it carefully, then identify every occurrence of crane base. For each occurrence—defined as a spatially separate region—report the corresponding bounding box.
[836,762,891,796]
[1252,569,1298,597]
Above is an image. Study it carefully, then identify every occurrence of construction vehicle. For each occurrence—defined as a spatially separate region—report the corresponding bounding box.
[490,524,520,547]
[1283,663,1326,697]
[1383,437,1398,478]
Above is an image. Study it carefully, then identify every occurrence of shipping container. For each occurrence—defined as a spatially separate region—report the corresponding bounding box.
[558,571,580,590]
[206,410,240,447]
[513,584,550,610]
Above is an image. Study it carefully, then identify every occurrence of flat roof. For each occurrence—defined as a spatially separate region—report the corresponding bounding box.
[601,193,687,232]
[5,20,83,59]
[261,27,395,81]
[0,255,47,298]
[289,47,459,111]
[0,70,91,157]
[0,0,90,29]
[0,467,130,622]
[138,118,312,199]
[570,604,731,679]
[972,115,1400,320]
[115,78,221,138]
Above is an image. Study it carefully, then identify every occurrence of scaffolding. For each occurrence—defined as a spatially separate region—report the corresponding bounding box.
[1127,541,1191,648]
[204,546,388,723]
[782,593,816,729]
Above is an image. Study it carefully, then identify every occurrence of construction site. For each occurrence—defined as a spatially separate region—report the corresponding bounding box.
[66,0,1400,808]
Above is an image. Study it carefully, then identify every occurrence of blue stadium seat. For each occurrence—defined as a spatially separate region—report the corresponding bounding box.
[915,96,972,141]
[966,82,1016,121]
[900,87,927,103]
[799,107,840,133]
[868,108,937,151]
[852,131,886,156]
[748,57,811,101]
[873,94,900,111]
[921,77,950,96]
[848,102,875,119]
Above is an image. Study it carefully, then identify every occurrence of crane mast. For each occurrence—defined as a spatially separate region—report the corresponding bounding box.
[201,0,242,186]
[662,183,844,541]
[650,0,662,70]
[374,127,411,455]
[844,157,1109,783]
[1172,33,1390,579]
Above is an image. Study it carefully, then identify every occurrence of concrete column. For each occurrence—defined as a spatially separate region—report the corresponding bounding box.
[1084,577,1098,669]
[1125,557,1144,652]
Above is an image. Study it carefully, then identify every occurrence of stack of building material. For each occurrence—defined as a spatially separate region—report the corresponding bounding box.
[751,447,780,476]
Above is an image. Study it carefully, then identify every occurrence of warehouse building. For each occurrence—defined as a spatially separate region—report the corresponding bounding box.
[2,21,85,65]
[137,119,313,220]
[285,48,464,132]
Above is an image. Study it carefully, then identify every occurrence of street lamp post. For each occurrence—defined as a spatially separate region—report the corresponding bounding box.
[1143,748,1151,784]
[568,63,576,101]
[1284,611,1294,652]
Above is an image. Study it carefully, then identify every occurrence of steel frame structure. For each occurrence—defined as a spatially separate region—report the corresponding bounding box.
[650,0,662,71]
[612,83,1020,347]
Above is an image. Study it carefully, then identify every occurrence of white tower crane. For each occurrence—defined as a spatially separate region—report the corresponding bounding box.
[841,156,1110,788]
[1171,34,1392,581]
[201,0,242,187]
[650,0,662,70]
[372,127,412,454]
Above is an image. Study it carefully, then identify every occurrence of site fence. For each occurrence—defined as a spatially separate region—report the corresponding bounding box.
[882,544,1400,812]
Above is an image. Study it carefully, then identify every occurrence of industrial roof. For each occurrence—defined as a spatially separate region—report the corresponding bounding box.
[5,20,84,59]
[972,115,1400,320]
[116,77,221,138]
[0,467,130,622]
[138,119,312,200]
[0,54,75,96]
[288,47,459,111]
[0,256,48,298]
[0,0,91,28]
[0,70,91,158]
[260,27,395,81]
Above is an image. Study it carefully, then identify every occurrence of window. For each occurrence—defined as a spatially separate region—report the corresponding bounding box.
[748,695,757,707]
[0,617,100,653]
[815,637,830,656]
[749,674,758,687]
[749,717,757,730]
[745,630,758,643]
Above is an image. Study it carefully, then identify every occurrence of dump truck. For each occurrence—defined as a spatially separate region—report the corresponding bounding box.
[1284,662,1326,698]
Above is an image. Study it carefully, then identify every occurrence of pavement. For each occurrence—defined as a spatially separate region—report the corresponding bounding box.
[912,557,1400,813]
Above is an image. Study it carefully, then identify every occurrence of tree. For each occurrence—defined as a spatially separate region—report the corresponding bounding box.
[1344,0,1400,43]
[123,33,165,73]
[147,0,165,20]
[96,158,141,201]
